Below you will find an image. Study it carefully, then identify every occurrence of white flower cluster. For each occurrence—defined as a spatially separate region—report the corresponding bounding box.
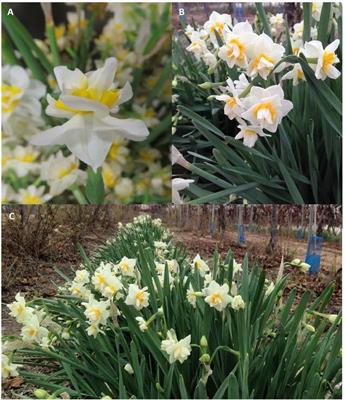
[2,4,171,205]
[187,255,246,312]
[7,293,49,347]
[184,8,341,148]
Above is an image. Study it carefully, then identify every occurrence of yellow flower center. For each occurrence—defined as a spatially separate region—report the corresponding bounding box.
[226,97,237,108]
[121,262,129,271]
[251,53,274,70]
[322,50,336,72]
[135,290,146,304]
[244,129,257,136]
[96,273,106,286]
[253,101,277,122]
[55,85,119,114]
[297,68,304,80]
[55,25,65,40]
[107,285,118,294]
[103,168,117,189]
[90,307,101,320]
[22,194,43,204]
[210,22,224,34]
[58,162,77,179]
[209,293,222,305]
[15,153,38,163]
[2,83,23,113]
[28,327,38,337]
[194,260,202,269]
[15,304,24,315]
[227,38,245,60]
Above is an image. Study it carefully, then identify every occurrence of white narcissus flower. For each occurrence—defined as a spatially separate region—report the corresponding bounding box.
[202,51,217,68]
[281,63,306,86]
[241,85,293,133]
[218,21,257,69]
[2,65,46,133]
[265,282,275,296]
[204,280,232,312]
[92,263,123,299]
[82,296,110,328]
[125,284,150,310]
[231,295,245,311]
[269,13,284,27]
[7,145,40,177]
[292,22,317,42]
[16,185,52,205]
[114,177,134,201]
[69,281,91,300]
[21,314,49,344]
[74,269,90,285]
[124,363,134,374]
[302,40,341,81]
[186,284,198,308]
[135,316,148,332]
[233,260,243,275]
[7,293,31,323]
[234,120,269,148]
[2,183,16,204]
[116,256,136,277]
[30,58,149,171]
[41,151,87,197]
[246,33,285,79]
[204,11,232,46]
[312,2,323,21]
[172,178,194,205]
[186,31,208,59]
[2,354,21,379]
[161,329,192,364]
[192,254,210,277]
[215,93,244,120]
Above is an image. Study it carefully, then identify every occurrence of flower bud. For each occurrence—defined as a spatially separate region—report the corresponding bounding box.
[327,314,338,324]
[291,258,301,265]
[124,363,134,375]
[305,324,315,333]
[200,335,208,348]
[300,262,310,273]
[199,353,211,364]
[34,389,49,399]
[156,382,164,393]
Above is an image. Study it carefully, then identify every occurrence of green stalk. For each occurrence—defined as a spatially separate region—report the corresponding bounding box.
[2,32,19,65]
[46,23,61,66]
[2,15,47,82]
[2,4,52,74]
[71,188,88,205]
[303,3,312,42]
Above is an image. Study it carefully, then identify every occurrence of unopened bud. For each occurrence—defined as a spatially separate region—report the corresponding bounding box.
[124,363,134,375]
[305,324,315,333]
[199,353,211,363]
[156,382,164,393]
[200,335,208,348]
[34,389,49,399]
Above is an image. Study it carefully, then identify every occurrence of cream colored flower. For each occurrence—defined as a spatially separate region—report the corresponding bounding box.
[204,11,232,46]
[192,254,210,277]
[161,329,192,364]
[281,63,306,86]
[204,280,232,312]
[231,295,245,311]
[21,315,49,344]
[186,284,198,308]
[82,296,110,329]
[302,39,341,81]
[241,85,293,133]
[41,151,86,197]
[172,178,194,205]
[16,185,52,204]
[234,120,269,148]
[125,284,150,310]
[7,293,31,323]
[30,58,149,171]
[124,363,134,374]
[116,256,136,277]
[135,316,148,332]
[246,33,285,79]
[218,21,256,69]
[2,354,21,379]
[74,269,90,285]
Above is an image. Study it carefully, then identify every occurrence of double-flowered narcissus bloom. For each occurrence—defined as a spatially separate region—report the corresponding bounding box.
[30,58,149,171]
[161,329,192,364]
[204,281,232,312]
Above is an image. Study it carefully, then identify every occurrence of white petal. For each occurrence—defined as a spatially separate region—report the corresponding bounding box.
[60,95,109,116]
[87,58,117,92]
[98,116,149,141]
[63,115,112,171]
[116,81,133,106]
[54,66,87,92]
[327,65,341,79]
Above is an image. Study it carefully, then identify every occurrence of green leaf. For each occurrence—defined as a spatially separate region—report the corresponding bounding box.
[317,3,332,45]
[256,3,271,37]
[85,168,105,204]
[303,3,312,42]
